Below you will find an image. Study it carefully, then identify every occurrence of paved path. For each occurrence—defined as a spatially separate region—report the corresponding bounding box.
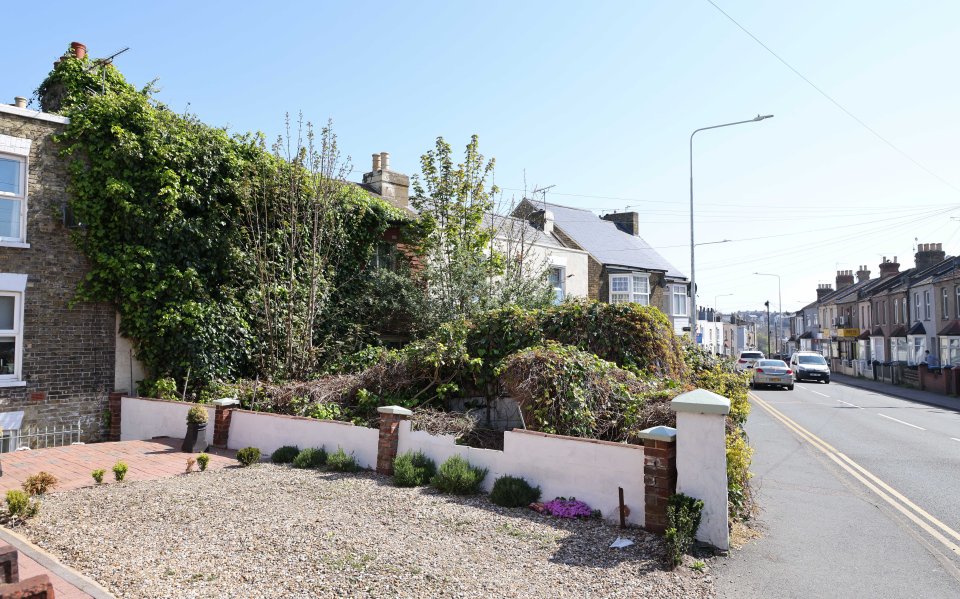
[715,381,960,598]
[0,437,236,493]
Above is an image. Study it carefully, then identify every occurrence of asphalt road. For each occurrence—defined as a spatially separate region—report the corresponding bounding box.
[714,380,960,599]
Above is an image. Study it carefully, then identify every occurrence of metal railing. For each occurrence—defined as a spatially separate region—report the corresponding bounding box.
[2,419,83,453]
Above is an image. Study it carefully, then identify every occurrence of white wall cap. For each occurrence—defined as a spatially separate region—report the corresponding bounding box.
[637,425,677,442]
[670,389,731,415]
[377,405,413,416]
[212,397,240,407]
[0,104,70,125]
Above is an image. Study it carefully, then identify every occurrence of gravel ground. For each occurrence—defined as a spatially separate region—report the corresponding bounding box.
[22,465,715,598]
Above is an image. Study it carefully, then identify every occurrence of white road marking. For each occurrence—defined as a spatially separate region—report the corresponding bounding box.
[800,385,830,398]
[836,399,863,409]
[878,413,926,431]
[951,438,960,443]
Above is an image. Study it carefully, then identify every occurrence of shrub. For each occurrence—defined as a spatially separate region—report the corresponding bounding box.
[292,447,327,469]
[665,493,704,568]
[113,461,128,482]
[236,447,261,467]
[138,377,179,401]
[431,455,487,495]
[271,445,300,464]
[726,429,754,520]
[196,453,210,471]
[6,490,37,519]
[22,472,58,497]
[91,469,105,484]
[185,457,196,473]
[393,451,436,487]
[490,475,541,507]
[326,447,360,472]
[186,405,208,425]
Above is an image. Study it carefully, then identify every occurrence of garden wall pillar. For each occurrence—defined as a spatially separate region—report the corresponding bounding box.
[376,406,412,475]
[212,398,240,448]
[108,392,123,441]
[637,425,677,534]
[671,389,730,551]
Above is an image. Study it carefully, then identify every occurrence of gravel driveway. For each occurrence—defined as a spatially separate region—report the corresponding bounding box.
[22,464,714,598]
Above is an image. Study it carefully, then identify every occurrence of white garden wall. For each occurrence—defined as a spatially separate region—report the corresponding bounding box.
[120,397,215,447]
[226,410,379,469]
[397,421,646,526]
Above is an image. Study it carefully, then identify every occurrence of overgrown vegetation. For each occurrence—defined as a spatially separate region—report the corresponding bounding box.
[489,475,541,508]
[665,493,704,568]
[431,455,487,495]
[393,451,437,487]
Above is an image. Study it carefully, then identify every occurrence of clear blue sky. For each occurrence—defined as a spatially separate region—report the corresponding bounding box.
[6,1,960,315]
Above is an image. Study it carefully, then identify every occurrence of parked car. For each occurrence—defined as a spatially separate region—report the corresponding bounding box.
[789,352,830,384]
[735,350,765,372]
[751,359,794,390]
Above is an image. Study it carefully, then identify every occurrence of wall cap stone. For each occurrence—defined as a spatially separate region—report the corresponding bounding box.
[212,397,240,407]
[0,103,70,124]
[670,389,731,415]
[377,405,413,416]
[637,425,677,442]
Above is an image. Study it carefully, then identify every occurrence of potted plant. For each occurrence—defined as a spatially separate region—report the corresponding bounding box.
[181,405,209,453]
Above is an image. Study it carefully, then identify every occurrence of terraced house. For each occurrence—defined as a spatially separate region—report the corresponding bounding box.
[0,98,115,450]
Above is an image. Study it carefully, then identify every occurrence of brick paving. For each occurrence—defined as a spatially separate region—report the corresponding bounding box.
[15,551,93,599]
[0,438,237,493]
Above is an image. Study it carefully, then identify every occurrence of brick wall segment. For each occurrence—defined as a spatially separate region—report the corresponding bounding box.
[376,406,412,475]
[637,425,677,535]
[0,543,19,583]
[0,574,54,598]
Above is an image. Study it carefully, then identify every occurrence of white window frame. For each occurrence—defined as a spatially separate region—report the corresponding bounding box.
[608,273,650,306]
[915,292,921,321]
[670,284,687,316]
[894,298,899,324]
[0,273,27,386]
[0,135,32,247]
[943,287,949,320]
[548,266,565,304]
[924,290,931,320]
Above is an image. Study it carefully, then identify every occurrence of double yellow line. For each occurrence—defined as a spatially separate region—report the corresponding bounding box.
[750,392,960,558]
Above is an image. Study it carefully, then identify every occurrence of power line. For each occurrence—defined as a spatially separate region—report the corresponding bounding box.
[705,0,960,195]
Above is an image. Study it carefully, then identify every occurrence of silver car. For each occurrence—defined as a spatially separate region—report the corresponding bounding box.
[751,359,795,390]
[735,350,765,372]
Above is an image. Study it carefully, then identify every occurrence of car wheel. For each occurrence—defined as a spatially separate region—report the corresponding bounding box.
[824,378,830,384]
[787,384,794,391]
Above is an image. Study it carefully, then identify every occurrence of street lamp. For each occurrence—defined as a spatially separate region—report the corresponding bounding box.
[689,114,773,344]
[755,272,782,356]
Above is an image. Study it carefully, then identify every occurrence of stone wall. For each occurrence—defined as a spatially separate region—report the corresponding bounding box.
[0,109,115,443]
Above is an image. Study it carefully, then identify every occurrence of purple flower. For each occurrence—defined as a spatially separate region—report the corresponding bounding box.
[542,497,593,519]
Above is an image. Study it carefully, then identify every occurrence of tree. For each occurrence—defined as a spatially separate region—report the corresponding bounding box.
[410,136,551,330]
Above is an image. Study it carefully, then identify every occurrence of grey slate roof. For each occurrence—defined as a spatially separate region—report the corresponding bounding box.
[539,201,687,279]
[482,213,566,249]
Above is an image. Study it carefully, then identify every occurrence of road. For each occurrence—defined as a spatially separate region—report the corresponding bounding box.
[715,380,960,599]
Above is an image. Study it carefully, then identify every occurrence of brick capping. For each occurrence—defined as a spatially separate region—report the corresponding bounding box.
[0,574,55,598]
[638,425,677,535]
[0,543,18,583]
[509,428,645,451]
[376,406,412,475]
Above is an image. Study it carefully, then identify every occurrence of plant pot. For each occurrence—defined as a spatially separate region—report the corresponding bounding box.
[182,423,208,453]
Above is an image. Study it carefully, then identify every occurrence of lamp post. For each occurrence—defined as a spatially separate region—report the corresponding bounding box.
[764,300,771,356]
[689,115,773,344]
[754,272,782,356]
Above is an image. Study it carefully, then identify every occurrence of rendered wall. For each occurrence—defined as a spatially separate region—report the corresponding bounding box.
[120,397,215,447]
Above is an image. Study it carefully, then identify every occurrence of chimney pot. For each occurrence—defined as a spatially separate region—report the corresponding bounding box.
[380,152,390,171]
[13,97,27,109]
[372,153,381,171]
[70,42,87,60]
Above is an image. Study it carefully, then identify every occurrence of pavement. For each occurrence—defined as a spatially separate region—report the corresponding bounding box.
[714,379,960,598]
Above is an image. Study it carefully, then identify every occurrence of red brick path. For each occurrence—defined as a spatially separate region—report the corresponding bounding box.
[0,438,237,494]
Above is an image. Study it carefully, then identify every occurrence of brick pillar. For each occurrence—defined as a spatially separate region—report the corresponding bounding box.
[0,574,55,598]
[212,398,240,449]
[0,543,19,583]
[638,426,677,534]
[376,406,413,475]
[108,392,123,441]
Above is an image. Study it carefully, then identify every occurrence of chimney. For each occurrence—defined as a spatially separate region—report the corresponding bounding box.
[71,42,87,60]
[915,242,946,270]
[878,256,900,279]
[856,265,871,283]
[13,97,27,109]
[601,211,639,236]
[836,270,855,290]
[816,283,833,301]
[529,209,555,236]
[361,150,409,209]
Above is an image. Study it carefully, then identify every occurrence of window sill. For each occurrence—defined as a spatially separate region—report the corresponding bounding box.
[0,241,30,249]
[0,380,27,388]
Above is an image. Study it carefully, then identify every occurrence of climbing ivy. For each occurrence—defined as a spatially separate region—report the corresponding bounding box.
[37,47,414,386]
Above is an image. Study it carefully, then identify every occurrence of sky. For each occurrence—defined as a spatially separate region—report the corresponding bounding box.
[6,0,960,316]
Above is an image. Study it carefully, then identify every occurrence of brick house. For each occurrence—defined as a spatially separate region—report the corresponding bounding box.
[513,200,690,333]
[0,100,115,449]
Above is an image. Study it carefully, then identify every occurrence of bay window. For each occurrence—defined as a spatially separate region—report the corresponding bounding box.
[609,273,649,306]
